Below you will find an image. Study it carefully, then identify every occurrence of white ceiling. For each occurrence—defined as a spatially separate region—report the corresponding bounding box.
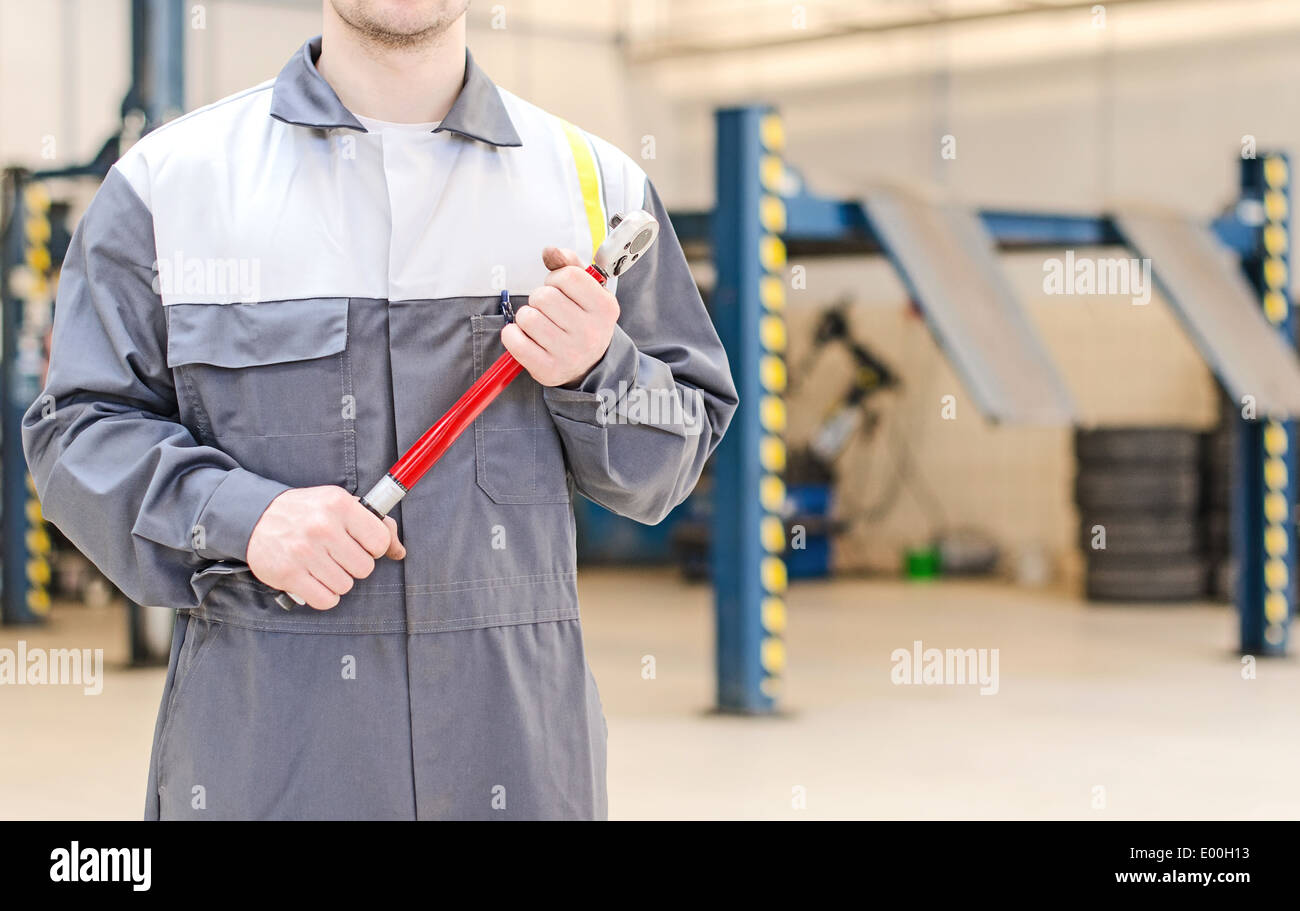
[621,0,1289,62]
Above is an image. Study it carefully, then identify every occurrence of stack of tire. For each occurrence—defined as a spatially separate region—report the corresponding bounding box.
[1075,427,1206,602]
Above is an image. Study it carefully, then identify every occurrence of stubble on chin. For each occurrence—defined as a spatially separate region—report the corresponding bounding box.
[329,0,467,51]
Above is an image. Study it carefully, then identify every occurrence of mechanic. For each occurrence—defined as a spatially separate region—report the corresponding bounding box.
[22,0,737,820]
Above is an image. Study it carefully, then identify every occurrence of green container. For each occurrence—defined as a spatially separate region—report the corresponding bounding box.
[904,546,941,580]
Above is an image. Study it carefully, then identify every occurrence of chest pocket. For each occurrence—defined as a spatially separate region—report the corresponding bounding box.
[165,298,357,492]
[462,121,608,506]
[471,312,570,505]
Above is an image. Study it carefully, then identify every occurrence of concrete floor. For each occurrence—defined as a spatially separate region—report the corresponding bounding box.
[2,568,1298,820]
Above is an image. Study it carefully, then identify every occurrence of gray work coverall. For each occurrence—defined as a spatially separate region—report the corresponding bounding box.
[22,38,737,820]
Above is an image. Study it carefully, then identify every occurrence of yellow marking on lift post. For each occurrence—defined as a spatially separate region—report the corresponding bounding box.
[1265,557,1288,591]
[1265,291,1288,323]
[1266,592,1289,623]
[760,637,786,674]
[760,436,786,472]
[1265,156,1289,188]
[20,187,55,618]
[1265,191,1288,222]
[1264,457,1288,490]
[761,596,787,634]
[761,515,785,553]
[1265,422,1288,455]
[760,315,787,352]
[760,472,785,512]
[760,395,786,433]
[760,113,785,153]
[760,355,788,393]
[755,111,789,706]
[1265,525,1288,557]
[760,195,787,234]
[760,275,786,311]
[760,155,784,193]
[1265,491,1288,523]
[1264,258,1287,290]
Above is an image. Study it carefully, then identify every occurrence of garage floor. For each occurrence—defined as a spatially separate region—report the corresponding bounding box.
[3,568,1298,820]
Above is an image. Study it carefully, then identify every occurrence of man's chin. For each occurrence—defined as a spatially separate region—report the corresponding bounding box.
[330,0,465,49]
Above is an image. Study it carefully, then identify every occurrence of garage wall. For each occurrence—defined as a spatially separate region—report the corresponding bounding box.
[0,0,632,169]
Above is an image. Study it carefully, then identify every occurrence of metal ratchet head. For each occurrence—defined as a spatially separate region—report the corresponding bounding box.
[591,210,659,281]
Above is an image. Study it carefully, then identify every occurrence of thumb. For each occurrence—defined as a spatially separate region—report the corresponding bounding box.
[542,246,583,271]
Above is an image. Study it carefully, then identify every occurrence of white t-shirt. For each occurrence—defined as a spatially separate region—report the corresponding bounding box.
[354,114,441,135]
[351,114,447,297]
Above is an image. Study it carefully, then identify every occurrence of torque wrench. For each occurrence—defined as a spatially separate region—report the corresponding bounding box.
[274,210,660,609]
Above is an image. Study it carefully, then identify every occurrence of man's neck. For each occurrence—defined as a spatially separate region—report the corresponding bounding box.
[316,10,467,125]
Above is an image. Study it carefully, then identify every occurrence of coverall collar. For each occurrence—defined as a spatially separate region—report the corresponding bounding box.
[270,36,523,147]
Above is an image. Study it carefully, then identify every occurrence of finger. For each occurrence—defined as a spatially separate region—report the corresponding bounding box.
[343,500,390,558]
[545,265,611,314]
[308,554,355,596]
[527,285,585,332]
[295,574,341,611]
[384,516,406,560]
[514,304,566,351]
[542,246,582,271]
[502,322,557,376]
[328,535,378,579]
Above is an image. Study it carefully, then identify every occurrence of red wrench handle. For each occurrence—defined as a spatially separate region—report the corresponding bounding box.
[391,264,607,488]
[391,352,523,488]
[274,264,613,610]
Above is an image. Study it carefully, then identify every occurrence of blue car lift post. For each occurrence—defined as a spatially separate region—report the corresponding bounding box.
[710,108,791,713]
[1236,154,1294,655]
[0,173,54,625]
[691,103,1292,713]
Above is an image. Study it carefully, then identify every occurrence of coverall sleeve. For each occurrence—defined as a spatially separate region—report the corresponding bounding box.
[542,178,739,523]
[21,167,289,609]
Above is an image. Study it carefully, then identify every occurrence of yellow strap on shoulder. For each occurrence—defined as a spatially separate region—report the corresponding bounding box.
[560,119,606,254]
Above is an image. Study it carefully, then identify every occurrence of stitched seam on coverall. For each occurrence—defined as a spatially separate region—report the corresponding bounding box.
[155,619,226,797]
[187,608,581,635]
[215,569,576,593]
[341,308,358,492]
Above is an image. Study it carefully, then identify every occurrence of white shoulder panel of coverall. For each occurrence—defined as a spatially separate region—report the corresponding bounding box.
[113,81,390,306]
[112,79,651,307]
[491,87,649,297]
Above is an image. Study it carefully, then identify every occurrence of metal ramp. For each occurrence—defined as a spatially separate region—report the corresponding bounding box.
[864,188,1077,425]
[1115,210,1300,419]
